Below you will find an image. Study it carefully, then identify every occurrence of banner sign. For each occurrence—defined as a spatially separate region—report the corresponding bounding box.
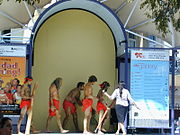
[0,45,26,115]
[129,50,169,128]
[0,45,26,57]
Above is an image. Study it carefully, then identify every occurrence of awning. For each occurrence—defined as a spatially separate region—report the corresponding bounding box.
[104,0,180,47]
[0,0,179,46]
[0,0,51,31]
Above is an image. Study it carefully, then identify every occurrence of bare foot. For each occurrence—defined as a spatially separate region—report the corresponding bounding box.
[31,130,41,134]
[98,130,104,134]
[61,129,69,133]
[83,131,92,134]
[101,128,107,132]
[18,132,24,135]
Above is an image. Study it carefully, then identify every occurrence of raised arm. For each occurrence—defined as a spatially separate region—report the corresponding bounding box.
[103,89,117,100]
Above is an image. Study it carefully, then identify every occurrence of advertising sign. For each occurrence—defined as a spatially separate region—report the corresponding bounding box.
[0,45,26,115]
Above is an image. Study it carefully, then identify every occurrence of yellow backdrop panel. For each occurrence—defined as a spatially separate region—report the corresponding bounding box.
[32,9,116,131]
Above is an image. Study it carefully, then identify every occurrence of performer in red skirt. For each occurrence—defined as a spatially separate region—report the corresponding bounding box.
[96,81,110,134]
[17,76,39,134]
[82,75,97,134]
[46,77,69,133]
[62,82,85,131]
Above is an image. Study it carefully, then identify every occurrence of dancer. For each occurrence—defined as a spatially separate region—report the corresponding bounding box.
[103,81,140,135]
[82,75,97,134]
[96,81,110,134]
[62,82,85,131]
[46,77,69,133]
[17,76,39,134]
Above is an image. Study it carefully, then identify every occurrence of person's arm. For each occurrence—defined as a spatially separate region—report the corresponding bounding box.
[50,87,57,110]
[127,90,140,109]
[108,99,116,108]
[75,92,82,106]
[103,89,117,100]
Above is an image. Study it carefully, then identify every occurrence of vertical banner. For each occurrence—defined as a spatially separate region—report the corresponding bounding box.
[129,50,169,128]
[0,45,26,114]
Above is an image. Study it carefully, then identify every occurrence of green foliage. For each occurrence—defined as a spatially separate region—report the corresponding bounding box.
[0,0,40,5]
[140,0,180,36]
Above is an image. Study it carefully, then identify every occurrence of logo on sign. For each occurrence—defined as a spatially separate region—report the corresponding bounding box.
[135,53,144,58]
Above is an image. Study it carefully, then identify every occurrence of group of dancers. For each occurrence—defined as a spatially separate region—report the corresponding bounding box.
[1,75,140,135]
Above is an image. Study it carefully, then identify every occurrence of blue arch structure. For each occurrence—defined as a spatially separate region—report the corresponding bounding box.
[29,0,128,77]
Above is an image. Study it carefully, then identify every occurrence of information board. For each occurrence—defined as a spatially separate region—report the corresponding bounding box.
[129,50,170,128]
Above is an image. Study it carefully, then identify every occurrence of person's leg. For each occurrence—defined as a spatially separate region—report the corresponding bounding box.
[83,106,91,133]
[115,122,121,135]
[101,112,108,132]
[17,106,27,133]
[72,112,80,131]
[46,116,52,132]
[87,108,92,132]
[62,107,71,129]
[119,123,126,135]
[97,110,105,134]
[55,110,69,133]
[27,109,40,133]
[98,110,104,131]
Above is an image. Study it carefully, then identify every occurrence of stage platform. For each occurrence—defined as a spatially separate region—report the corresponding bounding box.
[12,133,173,135]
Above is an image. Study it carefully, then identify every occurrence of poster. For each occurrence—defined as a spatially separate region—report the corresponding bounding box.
[0,45,26,114]
[129,50,170,128]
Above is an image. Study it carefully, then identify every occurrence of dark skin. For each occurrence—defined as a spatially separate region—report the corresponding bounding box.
[62,85,84,130]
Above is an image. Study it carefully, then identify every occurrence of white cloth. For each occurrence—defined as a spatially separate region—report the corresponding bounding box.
[108,88,135,107]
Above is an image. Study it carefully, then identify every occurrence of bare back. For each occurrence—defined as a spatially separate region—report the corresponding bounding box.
[97,90,104,102]
[84,83,93,99]
[65,88,80,104]
[49,84,59,100]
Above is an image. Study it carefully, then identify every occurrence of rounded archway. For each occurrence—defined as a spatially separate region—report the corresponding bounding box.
[30,0,127,131]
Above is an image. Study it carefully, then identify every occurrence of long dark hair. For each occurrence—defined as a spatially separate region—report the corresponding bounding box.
[119,81,125,98]
[51,77,62,90]
[97,81,110,99]
[99,81,110,92]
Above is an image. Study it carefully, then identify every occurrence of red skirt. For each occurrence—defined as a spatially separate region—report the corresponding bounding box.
[63,100,76,114]
[20,100,31,110]
[49,99,60,116]
[96,101,107,114]
[82,98,93,112]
